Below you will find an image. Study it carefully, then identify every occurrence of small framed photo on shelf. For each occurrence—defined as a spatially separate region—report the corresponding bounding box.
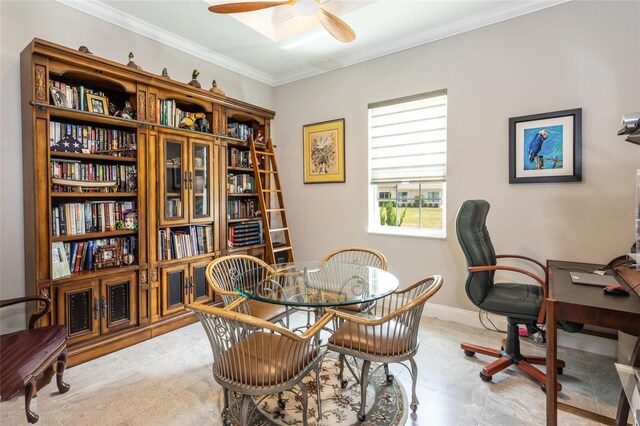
[50,86,68,108]
[87,93,108,115]
[303,118,345,184]
[509,108,582,184]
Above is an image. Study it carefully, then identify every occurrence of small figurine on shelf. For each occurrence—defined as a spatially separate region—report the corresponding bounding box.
[195,115,210,133]
[179,115,196,130]
[188,70,201,88]
[161,68,171,79]
[127,52,142,70]
[112,101,135,120]
[209,79,225,96]
[120,101,134,119]
[78,45,93,54]
[254,129,265,145]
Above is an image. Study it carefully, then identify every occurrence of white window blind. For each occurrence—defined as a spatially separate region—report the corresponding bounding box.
[369,90,447,184]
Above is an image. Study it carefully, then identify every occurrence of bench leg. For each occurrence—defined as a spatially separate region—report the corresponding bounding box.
[56,349,70,394]
[25,378,39,424]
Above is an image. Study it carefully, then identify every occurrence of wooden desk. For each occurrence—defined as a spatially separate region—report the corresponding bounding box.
[546,260,640,425]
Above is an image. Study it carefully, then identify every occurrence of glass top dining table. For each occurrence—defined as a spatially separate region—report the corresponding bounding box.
[234,261,399,308]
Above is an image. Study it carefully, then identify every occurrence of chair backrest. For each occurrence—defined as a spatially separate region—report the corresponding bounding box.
[205,255,274,307]
[322,247,387,270]
[455,199,496,308]
[362,275,443,356]
[191,301,324,388]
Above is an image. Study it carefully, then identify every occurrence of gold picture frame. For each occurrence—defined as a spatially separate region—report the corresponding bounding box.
[86,93,108,115]
[303,118,345,184]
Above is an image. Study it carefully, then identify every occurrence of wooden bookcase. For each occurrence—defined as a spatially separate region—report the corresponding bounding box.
[20,38,275,365]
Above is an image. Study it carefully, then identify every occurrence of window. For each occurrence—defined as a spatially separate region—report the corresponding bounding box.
[368,90,447,238]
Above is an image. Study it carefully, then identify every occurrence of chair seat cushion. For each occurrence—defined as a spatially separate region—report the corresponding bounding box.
[481,283,543,320]
[219,331,317,386]
[246,299,287,323]
[336,302,366,312]
[0,325,67,400]
[328,318,411,356]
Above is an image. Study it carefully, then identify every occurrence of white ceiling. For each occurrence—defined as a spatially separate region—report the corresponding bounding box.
[59,0,568,87]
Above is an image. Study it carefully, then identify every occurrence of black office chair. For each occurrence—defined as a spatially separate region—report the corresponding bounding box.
[455,200,579,391]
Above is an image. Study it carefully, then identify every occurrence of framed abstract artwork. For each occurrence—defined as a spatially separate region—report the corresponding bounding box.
[303,118,345,184]
[509,108,582,183]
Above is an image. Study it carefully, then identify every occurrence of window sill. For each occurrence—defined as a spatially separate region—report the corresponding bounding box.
[367,227,446,240]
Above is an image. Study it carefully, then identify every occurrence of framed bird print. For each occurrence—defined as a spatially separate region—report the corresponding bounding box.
[509,108,582,183]
[303,118,345,184]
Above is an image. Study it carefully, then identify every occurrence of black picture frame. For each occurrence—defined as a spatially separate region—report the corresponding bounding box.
[509,108,582,184]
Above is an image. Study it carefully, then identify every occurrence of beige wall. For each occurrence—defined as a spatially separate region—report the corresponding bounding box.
[273,1,640,311]
[0,1,275,331]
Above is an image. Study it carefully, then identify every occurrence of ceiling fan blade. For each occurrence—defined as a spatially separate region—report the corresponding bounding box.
[208,1,294,14]
[316,8,356,43]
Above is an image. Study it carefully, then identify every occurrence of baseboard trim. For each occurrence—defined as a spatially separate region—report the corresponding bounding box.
[424,302,617,358]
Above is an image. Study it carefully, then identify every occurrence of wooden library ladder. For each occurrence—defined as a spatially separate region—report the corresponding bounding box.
[250,137,295,265]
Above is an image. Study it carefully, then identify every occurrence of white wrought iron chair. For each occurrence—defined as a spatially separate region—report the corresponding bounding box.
[205,254,289,326]
[188,298,332,426]
[327,275,443,422]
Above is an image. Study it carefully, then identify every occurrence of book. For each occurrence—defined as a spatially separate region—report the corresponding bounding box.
[52,242,71,279]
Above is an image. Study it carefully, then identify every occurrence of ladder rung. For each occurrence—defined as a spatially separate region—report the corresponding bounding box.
[255,151,274,156]
[265,208,285,212]
[262,189,281,193]
[273,246,292,253]
[269,227,289,233]
[258,169,276,174]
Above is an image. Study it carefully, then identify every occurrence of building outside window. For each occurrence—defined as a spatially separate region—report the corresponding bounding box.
[368,90,447,238]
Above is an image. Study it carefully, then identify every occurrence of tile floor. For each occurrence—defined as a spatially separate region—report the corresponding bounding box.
[0,315,622,425]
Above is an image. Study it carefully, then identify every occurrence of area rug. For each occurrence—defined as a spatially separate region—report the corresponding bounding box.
[224,355,408,426]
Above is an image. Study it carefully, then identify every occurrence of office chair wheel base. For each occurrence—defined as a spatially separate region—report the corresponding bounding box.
[557,367,563,375]
[464,350,475,357]
[480,372,492,382]
[386,374,394,383]
[410,402,418,413]
[340,380,348,389]
[278,398,286,409]
[357,413,366,422]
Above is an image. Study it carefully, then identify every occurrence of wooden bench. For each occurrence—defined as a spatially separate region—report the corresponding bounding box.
[0,296,70,423]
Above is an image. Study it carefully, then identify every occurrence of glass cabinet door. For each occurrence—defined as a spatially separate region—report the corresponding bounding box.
[190,139,214,222]
[159,134,187,224]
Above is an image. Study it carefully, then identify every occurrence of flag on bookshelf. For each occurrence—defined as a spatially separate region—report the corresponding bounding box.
[51,135,83,153]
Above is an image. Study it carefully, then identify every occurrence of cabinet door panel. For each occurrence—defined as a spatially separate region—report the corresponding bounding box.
[57,279,100,345]
[190,259,213,304]
[159,134,188,225]
[161,264,188,315]
[101,272,137,334]
[190,139,214,223]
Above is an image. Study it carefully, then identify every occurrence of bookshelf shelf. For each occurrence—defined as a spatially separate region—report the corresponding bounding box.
[50,151,137,163]
[51,192,137,199]
[51,264,139,284]
[52,229,137,242]
[227,192,258,197]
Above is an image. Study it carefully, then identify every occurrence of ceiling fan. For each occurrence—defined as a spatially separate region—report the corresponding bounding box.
[208,0,356,43]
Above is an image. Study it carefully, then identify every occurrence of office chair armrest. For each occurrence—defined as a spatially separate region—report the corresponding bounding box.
[496,254,548,283]
[468,264,547,324]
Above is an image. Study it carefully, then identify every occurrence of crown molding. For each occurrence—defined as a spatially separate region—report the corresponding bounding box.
[56,0,276,86]
[274,0,570,85]
[57,0,568,88]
